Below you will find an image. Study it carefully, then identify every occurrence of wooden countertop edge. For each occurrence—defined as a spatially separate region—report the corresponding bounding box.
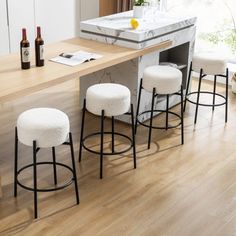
[0,73,78,104]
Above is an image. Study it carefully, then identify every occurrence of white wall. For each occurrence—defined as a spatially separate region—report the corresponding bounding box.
[8,0,35,53]
[35,0,80,44]
[0,0,98,56]
[80,0,99,21]
[0,0,10,55]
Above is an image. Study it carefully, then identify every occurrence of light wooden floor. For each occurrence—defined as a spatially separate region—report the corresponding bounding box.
[0,79,235,236]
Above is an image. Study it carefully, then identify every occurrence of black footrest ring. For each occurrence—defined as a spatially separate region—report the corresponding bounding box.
[186,91,226,107]
[82,132,133,155]
[137,109,182,130]
[17,161,74,192]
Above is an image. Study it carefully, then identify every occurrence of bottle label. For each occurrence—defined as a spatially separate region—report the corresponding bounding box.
[22,47,30,63]
[40,45,44,60]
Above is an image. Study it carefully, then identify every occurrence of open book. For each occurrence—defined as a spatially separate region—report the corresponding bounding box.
[50,50,103,66]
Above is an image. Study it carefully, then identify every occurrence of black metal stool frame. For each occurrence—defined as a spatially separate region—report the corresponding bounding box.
[78,99,137,179]
[14,128,80,219]
[184,62,229,124]
[135,78,184,149]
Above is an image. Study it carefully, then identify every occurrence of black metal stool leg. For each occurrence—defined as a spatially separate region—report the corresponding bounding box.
[148,88,156,149]
[225,68,229,123]
[194,69,203,124]
[184,62,192,112]
[100,110,105,179]
[14,127,18,197]
[79,99,86,162]
[212,75,217,111]
[135,79,143,134]
[111,116,115,153]
[52,147,57,185]
[181,86,184,145]
[33,140,38,219]
[166,95,169,130]
[131,104,137,169]
[69,132,80,204]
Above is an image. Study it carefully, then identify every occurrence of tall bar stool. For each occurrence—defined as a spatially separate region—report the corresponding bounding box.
[184,52,229,123]
[14,108,80,219]
[135,65,184,149]
[78,83,136,179]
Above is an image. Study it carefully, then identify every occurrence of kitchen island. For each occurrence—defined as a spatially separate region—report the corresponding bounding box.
[80,9,197,122]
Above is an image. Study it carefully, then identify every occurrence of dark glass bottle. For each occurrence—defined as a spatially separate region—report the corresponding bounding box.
[35,26,44,67]
[20,28,30,70]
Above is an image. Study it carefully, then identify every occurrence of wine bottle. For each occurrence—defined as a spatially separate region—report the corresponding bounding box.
[35,26,44,67]
[20,28,30,70]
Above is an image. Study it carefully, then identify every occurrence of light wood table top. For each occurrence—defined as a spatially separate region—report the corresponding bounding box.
[0,37,171,103]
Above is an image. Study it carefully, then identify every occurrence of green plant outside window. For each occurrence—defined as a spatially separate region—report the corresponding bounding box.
[134,0,148,6]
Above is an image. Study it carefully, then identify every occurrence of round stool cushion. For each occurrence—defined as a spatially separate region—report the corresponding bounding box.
[143,65,182,94]
[86,83,131,116]
[17,108,70,148]
[192,52,228,75]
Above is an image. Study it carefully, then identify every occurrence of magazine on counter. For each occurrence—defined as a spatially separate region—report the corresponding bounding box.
[50,50,103,66]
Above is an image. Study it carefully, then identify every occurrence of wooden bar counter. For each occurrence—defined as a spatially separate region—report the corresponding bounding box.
[0,38,171,103]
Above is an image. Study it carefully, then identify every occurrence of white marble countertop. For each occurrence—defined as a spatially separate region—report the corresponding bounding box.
[80,9,197,43]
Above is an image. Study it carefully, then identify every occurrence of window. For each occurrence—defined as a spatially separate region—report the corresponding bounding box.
[162,0,236,63]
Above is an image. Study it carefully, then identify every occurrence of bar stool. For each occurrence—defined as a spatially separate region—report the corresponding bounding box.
[135,65,184,149]
[14,108,80,219]
[184,52,229,123]
[78,83,136,179]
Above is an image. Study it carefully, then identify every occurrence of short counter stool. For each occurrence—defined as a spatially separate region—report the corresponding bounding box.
[184,52,229,123]
[14,108,80,219]
[135,65,184,149]
[78,83,136,179]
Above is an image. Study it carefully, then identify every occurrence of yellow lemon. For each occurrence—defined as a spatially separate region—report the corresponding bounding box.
[130,18,139,30]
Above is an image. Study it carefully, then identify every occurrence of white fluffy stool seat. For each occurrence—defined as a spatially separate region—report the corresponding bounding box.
[17,108,70,148]
[192,52,228,75]
[143,65,182,94]
[86,83,131,116]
